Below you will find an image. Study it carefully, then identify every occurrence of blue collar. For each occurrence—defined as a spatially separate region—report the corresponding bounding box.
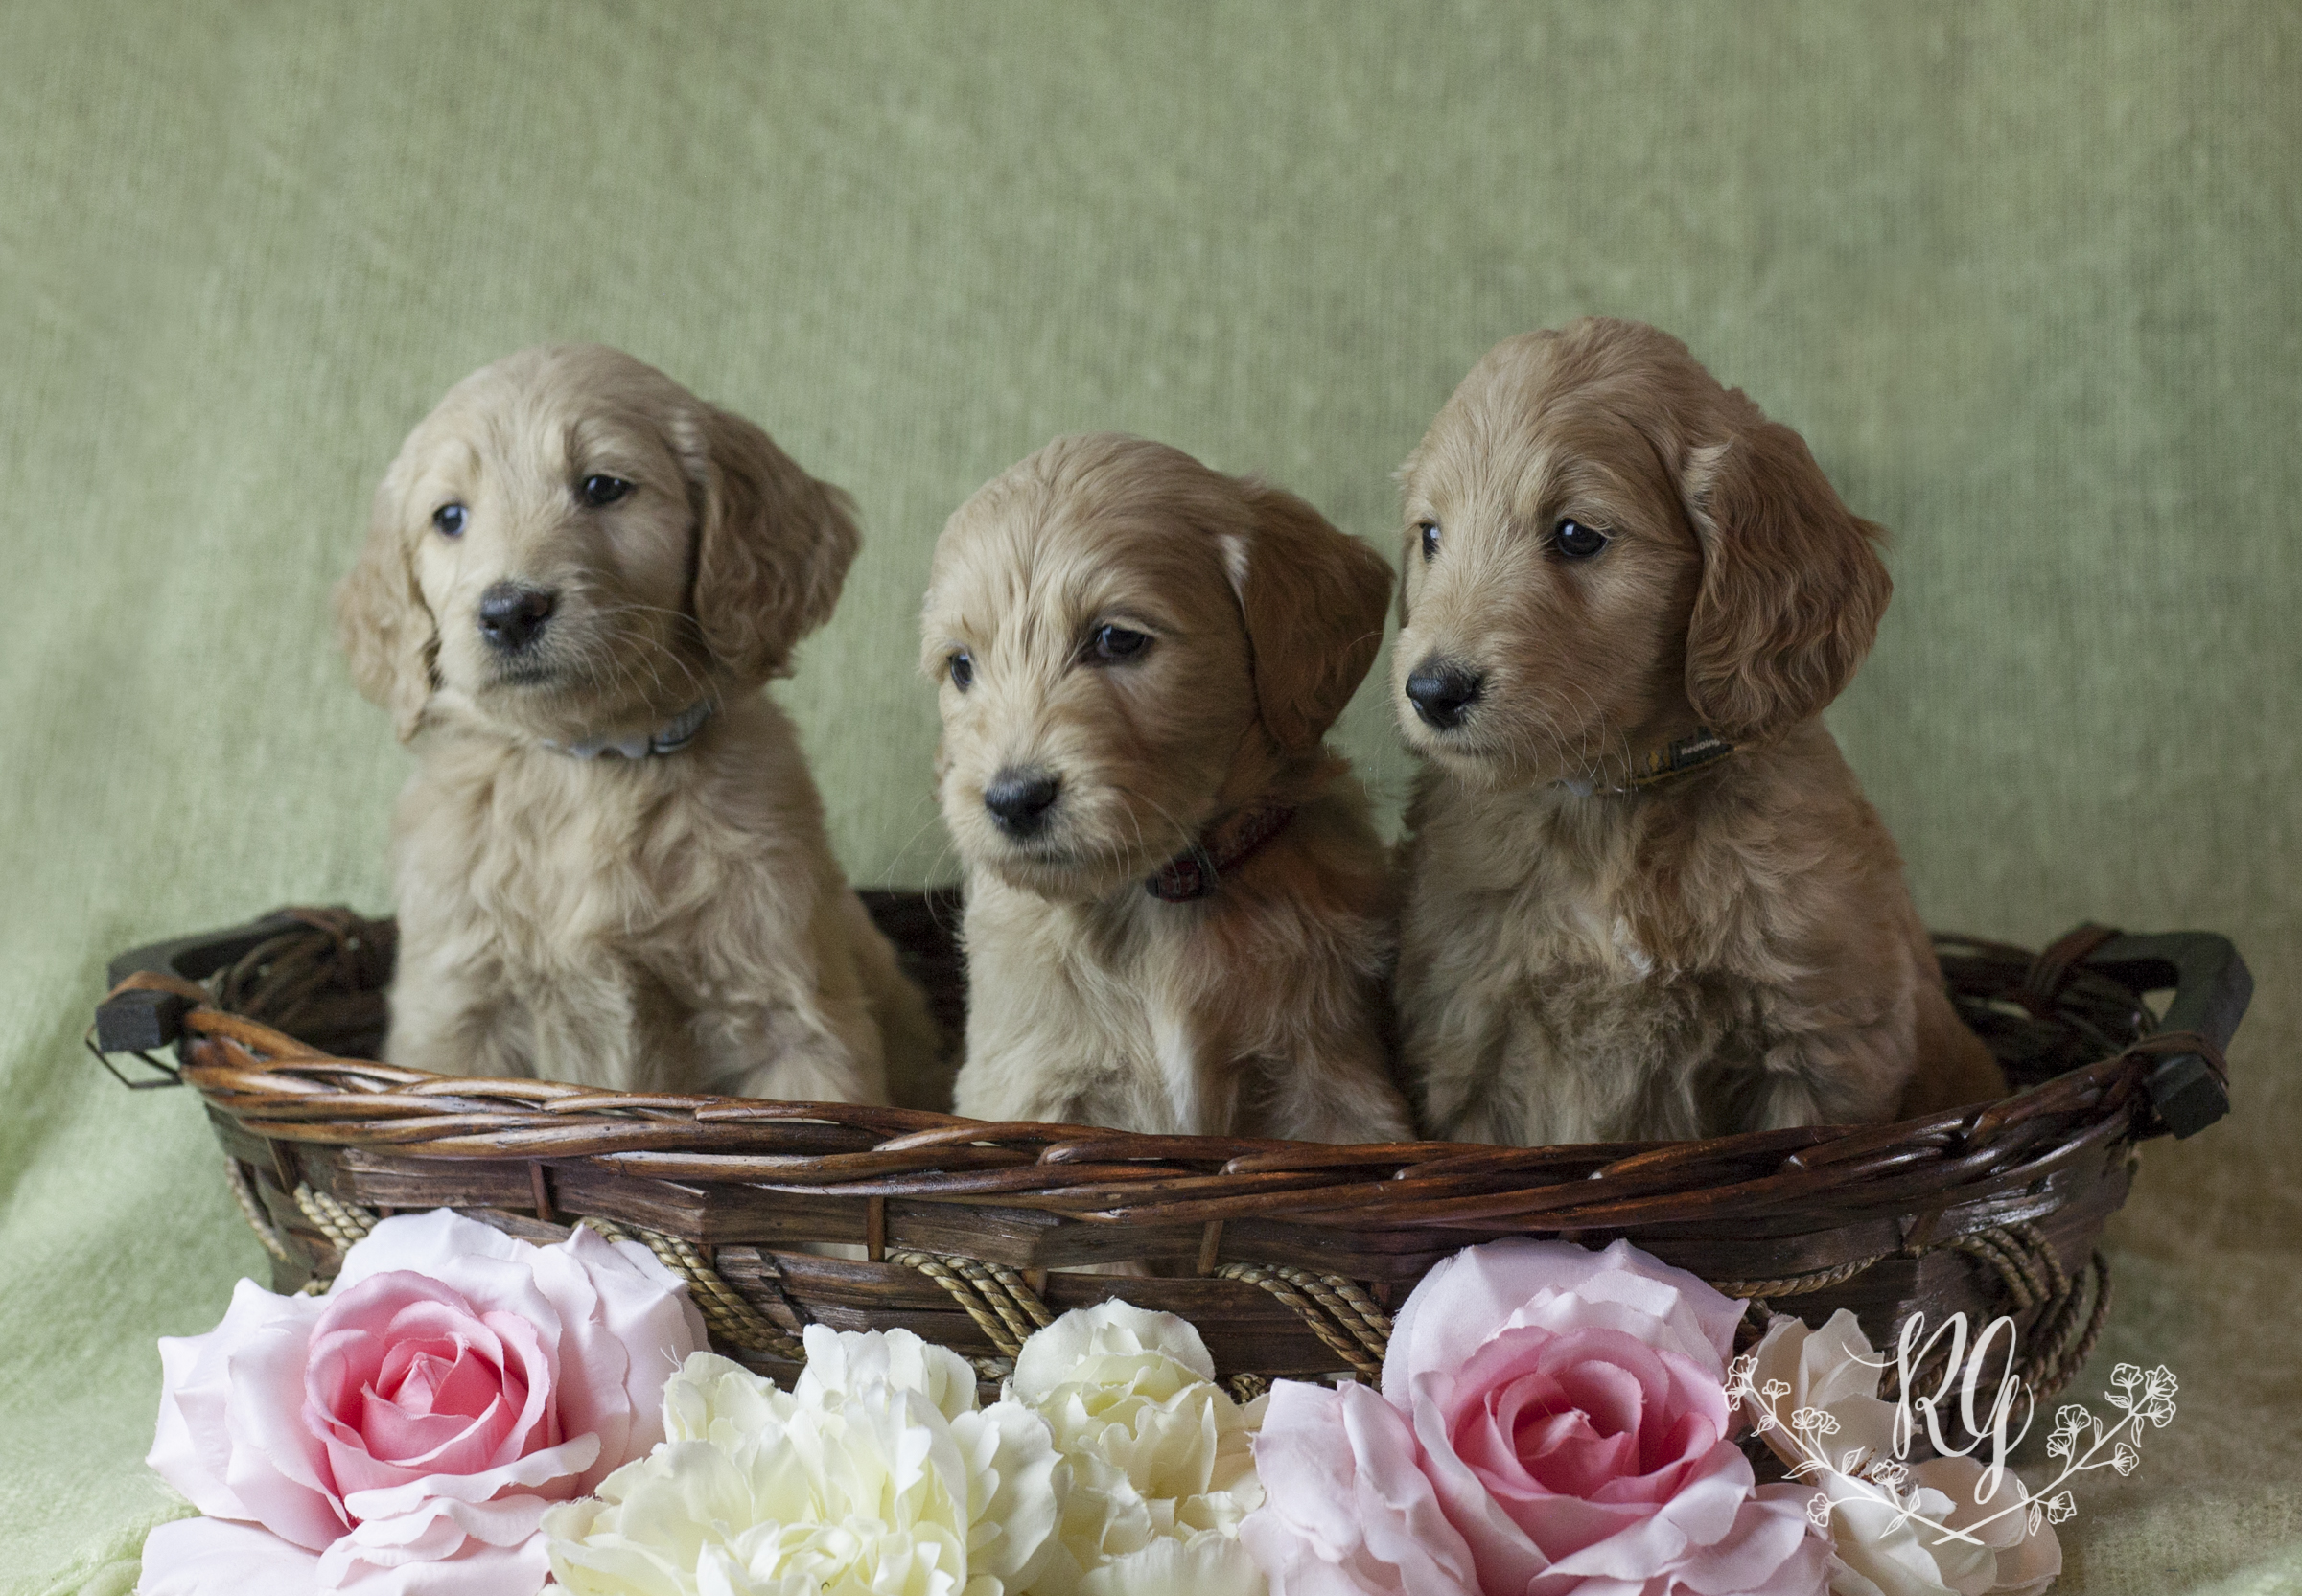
[542,700,715,761]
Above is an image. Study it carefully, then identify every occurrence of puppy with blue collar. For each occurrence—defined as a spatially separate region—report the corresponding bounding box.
[338,345,933,1102]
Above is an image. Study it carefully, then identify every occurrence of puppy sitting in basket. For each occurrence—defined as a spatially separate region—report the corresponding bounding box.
[337,344,935,1101]
[921,434,1414,1143]
[1392,318,2007,1145]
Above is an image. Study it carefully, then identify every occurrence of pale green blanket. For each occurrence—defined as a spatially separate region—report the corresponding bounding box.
[3,4,2295,1591]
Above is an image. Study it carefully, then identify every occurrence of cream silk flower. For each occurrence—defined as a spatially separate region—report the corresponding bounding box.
[544,1330,1062,1596]
[1008,1302,1267,1595]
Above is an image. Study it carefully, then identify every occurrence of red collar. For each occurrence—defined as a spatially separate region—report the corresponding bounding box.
[1145,803,1297,902]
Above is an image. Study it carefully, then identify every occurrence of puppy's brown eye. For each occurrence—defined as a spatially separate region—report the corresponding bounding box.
[1418,521,1440,562]
[432,503,468,538]
[1553,520,1609,560]
[1087,625,1151,664]
[948,651,974,691]
[580,474,632,507]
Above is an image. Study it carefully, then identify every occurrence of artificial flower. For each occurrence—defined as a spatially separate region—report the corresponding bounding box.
[1075,1529,1268,1596]
[1242,1237,1827,1596]
[543,1330,1063,1596]
[141,1209,707,1596]
[1008,1302,1267,1595]
[1739,1310,2060,1596]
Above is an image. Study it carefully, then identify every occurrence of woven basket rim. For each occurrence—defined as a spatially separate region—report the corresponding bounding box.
[91,905,2246,1406]
[115,907,2226,1238]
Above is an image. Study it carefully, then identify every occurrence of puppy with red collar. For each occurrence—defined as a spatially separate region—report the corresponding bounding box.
[922,433,1413,1143]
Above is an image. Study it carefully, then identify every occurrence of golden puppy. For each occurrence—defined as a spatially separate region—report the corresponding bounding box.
[923,434,1413,1143]
[337,344,934,1101]
[1391,319,2005,1145]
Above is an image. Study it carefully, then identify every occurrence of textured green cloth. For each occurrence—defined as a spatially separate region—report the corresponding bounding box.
[3,3,2295,1590]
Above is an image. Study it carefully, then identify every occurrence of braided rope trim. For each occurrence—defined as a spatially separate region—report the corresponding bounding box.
[578,1218,806,1362]
[2032,1252,2113,1403]
[1217,1261,1392,1379]
[1717,1221,2114,1406]
[294,1183,377,1253]
[222,1159,291,1263]
[214,1166,2110,1407]
[1942,1223,2112,1402]
[1709,1253,1890,1300]
[887,1250,1056,1360]
[1946,1221,2067,1312]
[220,1170,810,1363]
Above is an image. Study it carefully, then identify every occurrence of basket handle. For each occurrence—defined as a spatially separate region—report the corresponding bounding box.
[93,911,309,1055]
[2080,931,2252,1139]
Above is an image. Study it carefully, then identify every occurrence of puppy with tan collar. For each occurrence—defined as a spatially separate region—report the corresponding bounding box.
[922,434,1413,1143]
[1392,319,2005,1145]
[337,344,935,1101]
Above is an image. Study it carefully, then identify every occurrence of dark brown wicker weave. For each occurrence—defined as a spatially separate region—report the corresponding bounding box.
[93,894,2248,1412]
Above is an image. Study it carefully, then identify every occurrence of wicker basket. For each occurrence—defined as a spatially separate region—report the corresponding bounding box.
[93,895,2248,1412]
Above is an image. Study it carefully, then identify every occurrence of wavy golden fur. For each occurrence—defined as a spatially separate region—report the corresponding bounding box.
[923,434,1413,1142]
[337,344,934,1101]
[1391,319,2005,1145]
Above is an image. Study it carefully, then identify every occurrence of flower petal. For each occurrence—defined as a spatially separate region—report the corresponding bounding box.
[220,1291,358,1548]
[325,1520,551,1596]
[1385,1239,1740,1410]
[137,1516,325,1596]
[151,1280,329,1526]
[1080,1532,1267,1596]
[796,1322,979,1420]
[1014,1303,1219,1404]
[1242,1378,1479,1596]
[525,1224,706,1491]
[339,1432,601,1522]
[1745,1311,1898,1466]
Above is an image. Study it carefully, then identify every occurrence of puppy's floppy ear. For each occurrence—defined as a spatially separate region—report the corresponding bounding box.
[1222,483,1396,755]
[1678,416,1891,742]
[1390,450,1424,632]
[334,474,435,742]
[677,403,861,686]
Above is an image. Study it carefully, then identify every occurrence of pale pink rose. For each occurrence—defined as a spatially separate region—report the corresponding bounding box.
[141,1210,706,1596]
[1244,1238,1829,1596]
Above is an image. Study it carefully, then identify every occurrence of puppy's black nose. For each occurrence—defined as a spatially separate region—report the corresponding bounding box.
[1406,659,1483,730]
[477,581,557,652]
[984,767,1060,837]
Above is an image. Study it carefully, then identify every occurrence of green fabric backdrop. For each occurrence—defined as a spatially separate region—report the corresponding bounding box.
[3,3,2294,1590]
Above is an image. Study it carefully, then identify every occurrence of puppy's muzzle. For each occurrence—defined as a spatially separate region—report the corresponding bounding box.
[477,581,558,653]
[983,766,1061,839]
[1406,657,1483,730]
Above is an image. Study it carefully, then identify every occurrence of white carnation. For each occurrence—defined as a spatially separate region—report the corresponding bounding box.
[1008,1303,1267,1595]
[545,1330,1063,1596]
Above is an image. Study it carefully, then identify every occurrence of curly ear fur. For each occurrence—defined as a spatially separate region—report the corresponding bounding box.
[677,405,861,688]
[1679,416,1891,742]
[1390,453,1421,633]
[334,475,435,741]
[1224,483,1395,755]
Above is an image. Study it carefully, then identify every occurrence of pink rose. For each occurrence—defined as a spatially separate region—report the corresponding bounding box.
[1243,1238,1828,1596]
[141,1210,706,1596]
